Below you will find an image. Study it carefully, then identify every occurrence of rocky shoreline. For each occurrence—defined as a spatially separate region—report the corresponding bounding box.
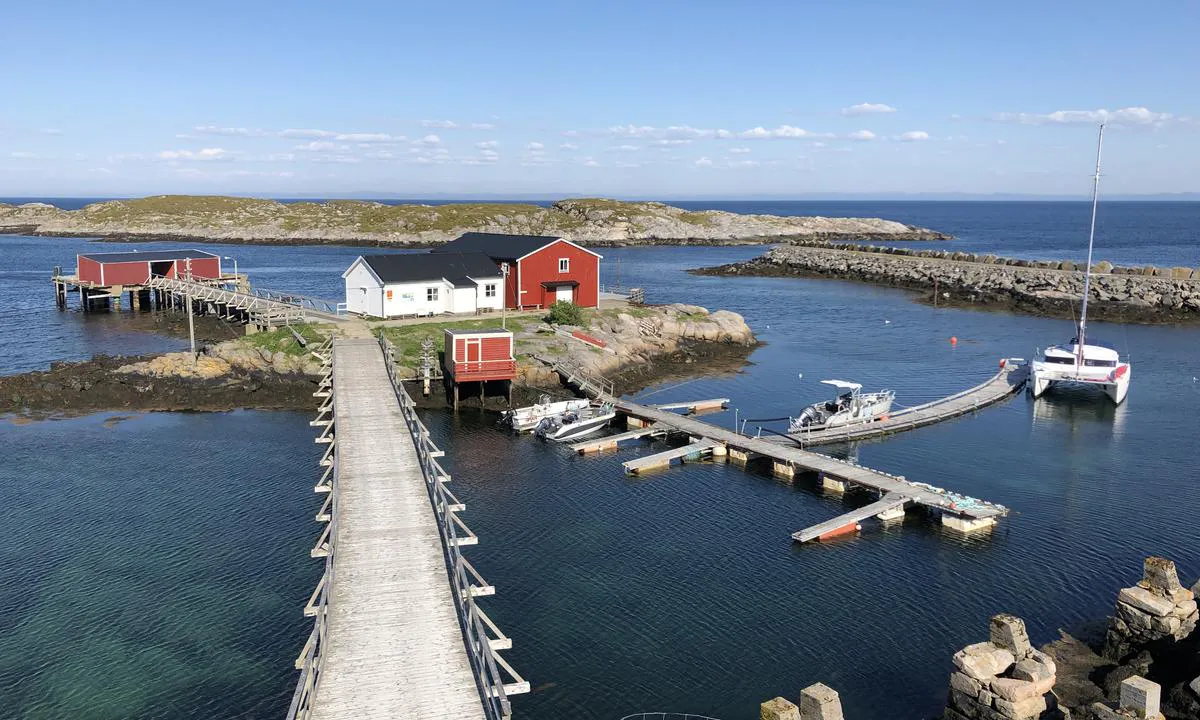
[694,242,1200,323]
[0,196,949,247]
[761,556,1200,720]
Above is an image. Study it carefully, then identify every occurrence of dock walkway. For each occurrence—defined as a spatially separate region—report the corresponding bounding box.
[308,339,484,720]
[553,361,1011,542]
[775,363,1028,447]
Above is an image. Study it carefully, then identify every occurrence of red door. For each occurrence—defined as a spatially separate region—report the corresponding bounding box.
[466,339,481,372]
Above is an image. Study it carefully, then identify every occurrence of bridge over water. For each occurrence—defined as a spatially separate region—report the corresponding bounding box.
[289,337,527,719]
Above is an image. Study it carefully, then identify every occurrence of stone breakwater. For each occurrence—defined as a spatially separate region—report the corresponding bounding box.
[759,556,1200,720]
[0,196,948,246]
[695,243,1200,323]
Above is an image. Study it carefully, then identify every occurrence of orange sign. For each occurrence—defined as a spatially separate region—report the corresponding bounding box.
[386,290,393,300]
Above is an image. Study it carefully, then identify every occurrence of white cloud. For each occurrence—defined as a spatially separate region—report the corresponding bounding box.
[195,125,262,136]
[279,128,339,139]
[559,143,579,151]
[336,132,403,143]
[294,141,348,152]
[470,122,496,130]
[419,134,442,145]
[476,140,499,149]
[899,130,930,141]
[265,153,297,162]
[652,139,692,146]
[480,149,500,160]
[848,130,877,141]
[695,157,713,167]
[157,147,235,161]
[811,141,826,149]
[583,158,599,167]
[607,124,658,137]
[729,159,760,168]
[609,144,640,152]
[38,128,63,135]
[616,161,640,168]
[992,107,1175,126]
[739,125,826,139]
[841,103,897,116]
[9,151,38,159]
[729,147,751,154]
[527,141,545,151]
[561,129,581,137]
[422,120,459,129]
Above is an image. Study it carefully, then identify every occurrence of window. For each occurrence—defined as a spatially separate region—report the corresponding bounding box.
[484,284,496,298]
[558,258,570,273]
[427,287,439,302]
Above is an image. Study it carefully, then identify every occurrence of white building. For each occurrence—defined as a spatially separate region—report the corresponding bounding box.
[342,252,505,318]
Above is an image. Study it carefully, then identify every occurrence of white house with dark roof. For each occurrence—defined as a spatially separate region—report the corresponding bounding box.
[341,252,504,318]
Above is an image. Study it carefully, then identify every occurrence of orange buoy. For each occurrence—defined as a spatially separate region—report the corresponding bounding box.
[999,358,1007,369]
[950,336,958,346]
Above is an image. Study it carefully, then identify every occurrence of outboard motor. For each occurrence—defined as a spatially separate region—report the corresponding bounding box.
[534,416,560,438]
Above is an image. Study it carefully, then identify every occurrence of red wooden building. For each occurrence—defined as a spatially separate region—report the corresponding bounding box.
[434,233,602,309]
[443,328,516,409]
[77,250,222,286]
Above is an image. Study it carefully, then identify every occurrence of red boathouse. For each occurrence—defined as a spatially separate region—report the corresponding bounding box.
[433,232,602,310]
[76,249,222,286]
[443,328,516,409]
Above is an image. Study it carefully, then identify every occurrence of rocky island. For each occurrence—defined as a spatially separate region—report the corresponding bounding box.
[695,241,1200,323]
[0,196,948,246]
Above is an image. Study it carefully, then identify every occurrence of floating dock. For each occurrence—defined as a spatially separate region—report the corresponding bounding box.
[570,424,668,454]
[551,361,1018,543]
[773,362,1028,447]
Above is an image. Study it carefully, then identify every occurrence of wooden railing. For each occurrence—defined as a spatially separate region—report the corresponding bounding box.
[379,334,529,718]
[287,337,336,720]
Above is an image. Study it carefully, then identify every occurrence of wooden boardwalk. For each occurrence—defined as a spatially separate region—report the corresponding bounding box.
[775,363,1028,447]
[308,339,485,720]
[792,496,909,543]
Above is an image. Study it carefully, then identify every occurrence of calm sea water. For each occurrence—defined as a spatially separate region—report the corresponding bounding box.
[1,201,1199,719]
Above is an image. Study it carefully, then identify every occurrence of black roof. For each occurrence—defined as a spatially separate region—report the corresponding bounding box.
[360,252,501,284]
[434,232,563,260]
[78,249,218,263]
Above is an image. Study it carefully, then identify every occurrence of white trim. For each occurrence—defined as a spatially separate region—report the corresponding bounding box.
[341,256,384,284]
[558,257,570,273]
[514,237,604,262]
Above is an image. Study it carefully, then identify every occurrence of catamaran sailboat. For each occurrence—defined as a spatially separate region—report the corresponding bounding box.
[1030,124,1131,405]
[789,380,896,433]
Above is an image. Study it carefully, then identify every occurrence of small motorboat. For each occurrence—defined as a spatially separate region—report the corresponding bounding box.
[534,403,616,441]
[502,395,591,432]
[789,380,895,433]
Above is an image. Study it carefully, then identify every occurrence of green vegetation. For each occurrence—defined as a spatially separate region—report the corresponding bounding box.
[241,324,327,356]
[546,300,584,325]
[376,317,535,369]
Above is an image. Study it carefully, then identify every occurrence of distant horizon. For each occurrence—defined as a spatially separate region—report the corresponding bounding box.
[4,192,1200,205]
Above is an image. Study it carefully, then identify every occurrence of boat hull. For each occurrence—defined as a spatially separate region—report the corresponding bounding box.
[1030,361,1130,405]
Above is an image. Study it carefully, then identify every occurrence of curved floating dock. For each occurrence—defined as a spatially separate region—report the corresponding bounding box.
[773,362,1028,448]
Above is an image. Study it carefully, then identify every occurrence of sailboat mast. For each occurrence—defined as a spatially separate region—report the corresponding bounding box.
[1077,123,1105,363]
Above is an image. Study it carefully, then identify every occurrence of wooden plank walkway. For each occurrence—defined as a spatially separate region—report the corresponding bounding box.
[775,363,1028,447]
[792,495,910,543]
[309,339,485,720]
[570,424,667,454]
[622,439,720,474]
[650,398,730,414]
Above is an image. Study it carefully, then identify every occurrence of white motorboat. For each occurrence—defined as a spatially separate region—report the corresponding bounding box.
[1030,124,1131,405]
[789,380,895,433]
[502,395,591,432]
[534,403,616,441]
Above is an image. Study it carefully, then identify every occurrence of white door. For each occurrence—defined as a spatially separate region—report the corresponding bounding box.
[555,285,574,304]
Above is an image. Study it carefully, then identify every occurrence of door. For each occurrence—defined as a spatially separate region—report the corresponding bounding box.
[466,338,481,371]
[555,285,574,304]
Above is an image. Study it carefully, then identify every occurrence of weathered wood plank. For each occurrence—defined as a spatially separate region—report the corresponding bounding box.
[309,339,485,720]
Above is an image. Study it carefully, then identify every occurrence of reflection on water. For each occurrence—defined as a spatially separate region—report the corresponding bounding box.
[1031,389,1128,437]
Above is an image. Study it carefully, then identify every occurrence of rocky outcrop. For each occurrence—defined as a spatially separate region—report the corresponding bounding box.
[760,683,845,720]
[945,615,1063,720]
[515,303,756,388]
[0,196,948,246]
[116,338,324,378]
[695,244,1200,323]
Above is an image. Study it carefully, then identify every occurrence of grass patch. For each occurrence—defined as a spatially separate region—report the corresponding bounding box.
[376,317,535,368]
[241,324,327,356]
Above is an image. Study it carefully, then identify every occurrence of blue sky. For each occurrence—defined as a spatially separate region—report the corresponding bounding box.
[2,1,1198,198]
